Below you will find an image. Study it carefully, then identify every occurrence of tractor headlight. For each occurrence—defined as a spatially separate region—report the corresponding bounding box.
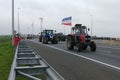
[85,36,91,40]
[86,37,91,40]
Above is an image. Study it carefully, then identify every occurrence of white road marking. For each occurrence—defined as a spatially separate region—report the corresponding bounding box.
[32,40,120,71]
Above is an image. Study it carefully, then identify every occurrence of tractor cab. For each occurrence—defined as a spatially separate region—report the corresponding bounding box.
[72,24,88,36]
[71,24,90,43]
[43,30,53,36]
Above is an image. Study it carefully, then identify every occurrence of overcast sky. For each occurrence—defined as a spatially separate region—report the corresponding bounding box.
[0,0,120,37]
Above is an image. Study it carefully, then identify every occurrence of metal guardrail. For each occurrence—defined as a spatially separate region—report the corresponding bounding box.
[8,40,64,80]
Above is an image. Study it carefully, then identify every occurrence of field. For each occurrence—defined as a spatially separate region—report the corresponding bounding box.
[0,36,14,80]
[102,40,120,46]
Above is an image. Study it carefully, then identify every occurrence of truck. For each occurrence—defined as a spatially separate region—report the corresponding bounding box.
[67,24,96,52]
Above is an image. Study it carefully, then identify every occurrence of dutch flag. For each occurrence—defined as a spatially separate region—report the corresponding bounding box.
[62,16,72,26]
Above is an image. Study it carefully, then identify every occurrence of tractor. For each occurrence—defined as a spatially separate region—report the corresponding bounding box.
[67,24,96,52]
[56,33,66,41]
[39,29,58,44]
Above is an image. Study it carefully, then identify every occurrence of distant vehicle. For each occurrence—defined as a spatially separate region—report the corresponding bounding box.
[27,34,33,39]
[67,24,96,52]
[39,29,58,44]
[56,33,66,41]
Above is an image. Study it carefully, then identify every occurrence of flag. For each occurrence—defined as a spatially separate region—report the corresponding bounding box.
[62,16,72,26]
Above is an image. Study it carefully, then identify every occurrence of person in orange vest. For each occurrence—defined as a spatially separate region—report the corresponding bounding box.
[14,33,21,51]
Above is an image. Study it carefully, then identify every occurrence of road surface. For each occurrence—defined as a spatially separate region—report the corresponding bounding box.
[26,39,120,80]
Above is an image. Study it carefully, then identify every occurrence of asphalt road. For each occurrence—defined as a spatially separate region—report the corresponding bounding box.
[26,39,120,80]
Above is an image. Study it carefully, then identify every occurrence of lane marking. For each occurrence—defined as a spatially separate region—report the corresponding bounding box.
[32,40,120,71]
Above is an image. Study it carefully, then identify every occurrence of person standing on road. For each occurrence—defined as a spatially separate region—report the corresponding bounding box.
[14,33,21,51]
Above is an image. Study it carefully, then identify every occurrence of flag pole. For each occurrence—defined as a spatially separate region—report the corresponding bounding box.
[64,26,65,35]
[62,16,72,35]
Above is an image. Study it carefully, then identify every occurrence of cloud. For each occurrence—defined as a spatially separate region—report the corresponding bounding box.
[0,0,120,37]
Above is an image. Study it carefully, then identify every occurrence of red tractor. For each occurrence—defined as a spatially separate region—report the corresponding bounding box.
[67,24,96,52]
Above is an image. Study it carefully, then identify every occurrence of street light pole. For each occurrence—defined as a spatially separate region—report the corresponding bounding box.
[31,21,34,35]
[18,8,20,34]
[91,14,93,39]
[12,0,14,45]
[39,18,43,34]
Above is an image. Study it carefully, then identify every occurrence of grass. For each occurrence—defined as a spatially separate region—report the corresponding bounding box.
[0,36,46,80]
[0,36,11,43]
[16,75,30,80]
[0,36,14,80]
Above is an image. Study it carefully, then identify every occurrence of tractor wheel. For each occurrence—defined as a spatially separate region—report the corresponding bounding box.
[55,37,58,44]
[90,42,96,51]
[45,38,48,44]
[67,36,74,50]
[39,36,42,42]
[54,37,58,44]
[42,37,45,44]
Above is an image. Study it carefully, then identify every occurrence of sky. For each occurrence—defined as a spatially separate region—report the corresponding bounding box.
[0,0,120,38]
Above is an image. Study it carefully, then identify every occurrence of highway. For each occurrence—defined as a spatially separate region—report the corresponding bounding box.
[27,39,120,80]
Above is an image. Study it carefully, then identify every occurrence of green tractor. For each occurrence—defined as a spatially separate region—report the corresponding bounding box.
[56,33,66,41]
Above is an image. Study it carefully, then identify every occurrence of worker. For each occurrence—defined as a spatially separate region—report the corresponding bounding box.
[14,33,21,51]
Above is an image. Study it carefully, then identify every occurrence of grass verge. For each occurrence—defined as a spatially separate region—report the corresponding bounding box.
[0,41,14,80]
